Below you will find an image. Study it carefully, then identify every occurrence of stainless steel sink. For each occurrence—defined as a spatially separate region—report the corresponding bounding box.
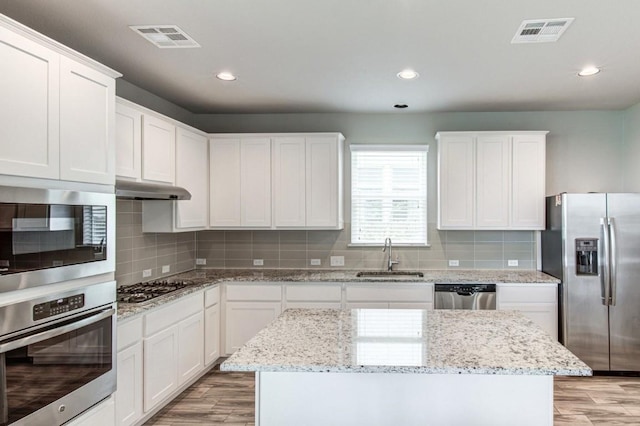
[356,271,424,279]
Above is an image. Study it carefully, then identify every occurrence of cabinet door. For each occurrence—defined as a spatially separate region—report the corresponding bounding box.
[143,326,178,412]
[209,138,241,227]
[389,302,433,310]
[177,311,204,385]
[499,302,557,340]
[175,128,208,229]
[225,302,281,354]
[241,138,272,227]
[345,302,389,309]
[476,135,510,228]
[115,102,142,180]
[273,137,306,227]
[142,114,175,184]
[437,135,475,229]
[59,57,115,185]
[286,301,343,309]
[511,135,546,229]
[0,26,60,179]
[115,343,143,426]
[204,303,220,365]
[306,136,341,228]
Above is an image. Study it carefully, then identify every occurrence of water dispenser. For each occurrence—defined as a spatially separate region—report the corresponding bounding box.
[575,238,598,275]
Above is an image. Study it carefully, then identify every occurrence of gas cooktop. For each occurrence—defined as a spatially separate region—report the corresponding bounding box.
[117,280,193,304]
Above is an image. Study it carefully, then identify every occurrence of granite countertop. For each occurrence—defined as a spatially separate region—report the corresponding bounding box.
[116,268,560,320]
[221,308,591,376]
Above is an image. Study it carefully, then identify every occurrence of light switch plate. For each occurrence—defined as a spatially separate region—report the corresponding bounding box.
[162,265,170,273]
[448,260,459,267]
[253,259,264,266]
[310,259,321,266]
[330,256,345,266]
[508,259,519,267]
[142,269,152,278]
[195,258,207,265]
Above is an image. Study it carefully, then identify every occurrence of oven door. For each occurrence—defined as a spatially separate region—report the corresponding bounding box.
[0,305,116,426]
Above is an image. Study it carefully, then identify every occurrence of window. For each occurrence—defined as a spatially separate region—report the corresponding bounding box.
[351,145,428,245]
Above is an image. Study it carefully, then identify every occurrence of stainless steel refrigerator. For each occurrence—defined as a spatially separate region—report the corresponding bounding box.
[541,193,640,371]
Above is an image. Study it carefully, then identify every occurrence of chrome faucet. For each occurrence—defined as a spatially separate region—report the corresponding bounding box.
[382,237,399,271]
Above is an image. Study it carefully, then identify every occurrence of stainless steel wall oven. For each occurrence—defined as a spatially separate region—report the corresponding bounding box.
[0,186,115,293]
[0,281,116,425]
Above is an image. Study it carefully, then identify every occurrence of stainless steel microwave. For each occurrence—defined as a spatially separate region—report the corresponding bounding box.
[0,186,115,293]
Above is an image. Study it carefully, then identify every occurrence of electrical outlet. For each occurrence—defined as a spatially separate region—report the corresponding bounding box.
[142,269,152,278]
[195,258,207,265]
[330,256,345,266]
[162,264,170,273]
[448,260,459,267]
[253,259,264,266]
[508,259,519,267]
[310,259,321,266]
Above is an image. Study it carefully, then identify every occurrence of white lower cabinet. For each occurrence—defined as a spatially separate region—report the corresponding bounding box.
[116,343,143,426]
[144,325,179,412]
[204,286,221,365]
[497,284,558,340]
[284,283,342,309]
[224,282,282,355]
[177,312,205,386]
[345,284,434,310]
[66,396,115,426]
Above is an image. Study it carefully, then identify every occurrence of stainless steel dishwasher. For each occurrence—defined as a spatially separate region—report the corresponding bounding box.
[434,284,496,309]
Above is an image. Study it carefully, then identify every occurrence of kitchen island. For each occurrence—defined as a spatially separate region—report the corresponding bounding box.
[221,308,591,426]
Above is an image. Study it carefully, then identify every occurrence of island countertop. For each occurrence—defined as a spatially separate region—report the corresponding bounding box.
[221,308,591,376]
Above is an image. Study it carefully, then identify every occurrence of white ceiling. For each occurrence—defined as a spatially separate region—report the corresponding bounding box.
[2,1,640,114]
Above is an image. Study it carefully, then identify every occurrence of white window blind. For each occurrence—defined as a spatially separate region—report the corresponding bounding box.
[351,145,428,245]
[82,206,107,246]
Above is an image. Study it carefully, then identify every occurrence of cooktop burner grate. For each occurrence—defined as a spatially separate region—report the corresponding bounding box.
[117,280,193,303]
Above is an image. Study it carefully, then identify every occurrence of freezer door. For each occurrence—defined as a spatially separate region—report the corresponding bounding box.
[562,193,610,370]
[607,193,640,371]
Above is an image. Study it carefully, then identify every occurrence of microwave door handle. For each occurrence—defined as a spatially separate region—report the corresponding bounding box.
[0,308,114,354]
[600,218,611,306]
[609,218,617,306]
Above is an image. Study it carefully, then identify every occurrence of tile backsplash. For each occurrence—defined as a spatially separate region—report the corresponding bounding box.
[194,224,536,270]
[115,200,196,286]
[114,201,536,282]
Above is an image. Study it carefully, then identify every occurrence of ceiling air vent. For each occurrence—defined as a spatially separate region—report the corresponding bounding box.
[511,18,575,43]
[129,25,200,48]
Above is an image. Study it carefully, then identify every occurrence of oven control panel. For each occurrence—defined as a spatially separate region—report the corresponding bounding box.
[33,294,85,321]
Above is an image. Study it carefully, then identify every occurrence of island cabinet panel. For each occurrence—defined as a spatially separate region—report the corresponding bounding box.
[59,56,115,185]
[115,317,143,426]
[497,284,558,340]
[345,284,434,309]
[436,131,547,230]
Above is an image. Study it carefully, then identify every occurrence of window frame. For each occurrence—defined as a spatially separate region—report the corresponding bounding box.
[349,144,429,247]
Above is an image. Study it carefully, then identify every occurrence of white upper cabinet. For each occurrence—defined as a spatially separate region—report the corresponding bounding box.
[0,18,119,185]
[142,114,176,184]
[175,128,208,229]
[273,137,306,227]
[209,138,242,227]
[115,102,142,180]
[437,131,547,230]
[59,57,115,185]
[240,138,272,227]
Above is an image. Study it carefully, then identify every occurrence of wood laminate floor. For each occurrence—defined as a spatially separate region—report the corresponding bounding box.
[146,368,640,425]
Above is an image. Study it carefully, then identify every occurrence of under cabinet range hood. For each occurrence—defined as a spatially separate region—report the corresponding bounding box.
[115,180,191,200]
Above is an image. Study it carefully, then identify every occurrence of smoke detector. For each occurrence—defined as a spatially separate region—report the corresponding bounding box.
[130,25,200,48]
[511,18,575,43]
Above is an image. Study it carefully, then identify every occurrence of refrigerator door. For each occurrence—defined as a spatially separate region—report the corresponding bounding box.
[606,193,640,371]
[562,193,610,370]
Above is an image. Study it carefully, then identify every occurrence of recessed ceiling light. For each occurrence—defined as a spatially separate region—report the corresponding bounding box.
[578,66,600,77]
[397,70,419,80]
[216,72,237,81]
[394,104,408,109]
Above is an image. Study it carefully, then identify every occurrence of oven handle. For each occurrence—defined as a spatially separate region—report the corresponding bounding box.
[0,308,114,354]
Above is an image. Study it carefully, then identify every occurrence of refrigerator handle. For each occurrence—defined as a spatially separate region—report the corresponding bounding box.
[609,217,617,306]
[600,218,611,306]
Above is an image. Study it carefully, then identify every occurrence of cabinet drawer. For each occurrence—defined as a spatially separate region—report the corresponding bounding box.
[498,284,557,303]
[117,316,143,351]
[226,284,282,301]
[285,284,342,302]
[144,292,203,337]
[345,285,433,302]
[205,285,221,307]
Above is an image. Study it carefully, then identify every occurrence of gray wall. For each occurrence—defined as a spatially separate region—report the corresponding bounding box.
[115,80,633,277]
[622,102,640,191]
